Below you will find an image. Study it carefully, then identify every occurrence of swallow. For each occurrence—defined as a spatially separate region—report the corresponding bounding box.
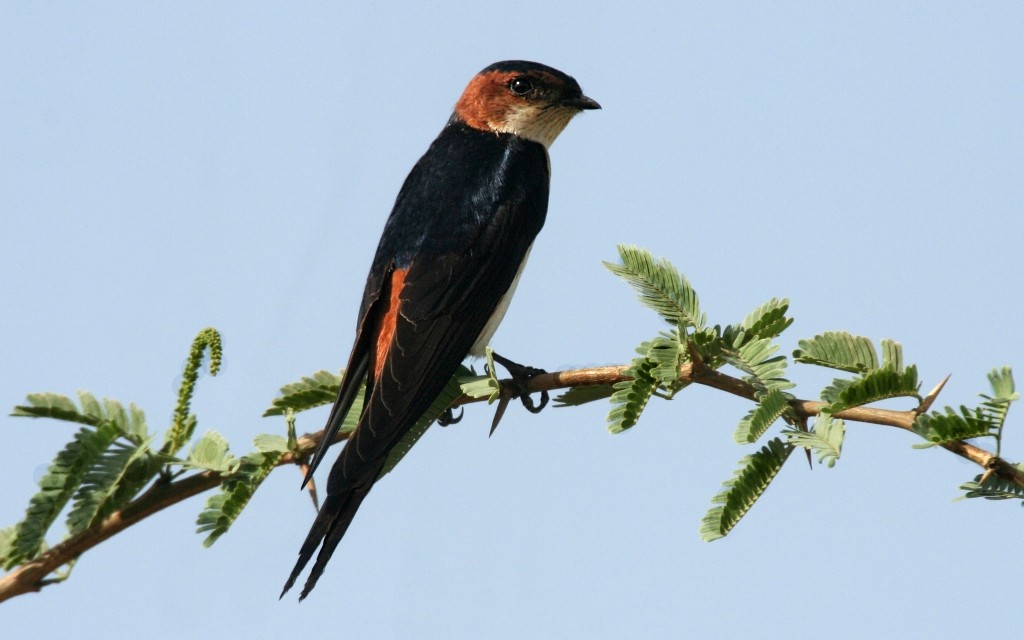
[281,60,599,600]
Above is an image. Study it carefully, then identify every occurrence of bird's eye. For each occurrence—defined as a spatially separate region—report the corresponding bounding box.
[509,77,534,96]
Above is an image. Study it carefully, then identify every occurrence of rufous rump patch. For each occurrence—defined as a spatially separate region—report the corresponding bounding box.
[374,267,408,379]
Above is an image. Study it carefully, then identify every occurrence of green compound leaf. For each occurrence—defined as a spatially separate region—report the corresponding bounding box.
[604,245,706,330]
[980,368,1017,449]
[734,388,792,444]
[184,431,239,474]
[647,333,686,387]
[0,526,16,567]
[715,299,793,364]
[912,368,1016,450]
[913,366,1015,452]
[701,438,793,542]
[720,337,794,395]
[4,423,120,568]
[985,367,1017,404]
[66,436,159,536]
[881,339,903,371]
[253,434,289,454]
[784,414,845,468]
[12,392,148,441]
[822,366,921,412]
[553,384,615,407]
[460,369,500,404]
[793,332,879,373]
[197,448,283,547]
[740,298,793,341]
[263,370,344,417]
[606,352,658,434]
[912,406,998,448]
[602,333,692,433]
[12,392,104,426]
[461,349,500,402]
[959,465,1024,503]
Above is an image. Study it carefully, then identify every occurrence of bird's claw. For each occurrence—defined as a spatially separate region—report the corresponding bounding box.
[519,388,549,414]
[487,352,550,435]
[437,406,464,427]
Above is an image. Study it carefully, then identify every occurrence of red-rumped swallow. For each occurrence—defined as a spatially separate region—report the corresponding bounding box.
[281,60,599,599]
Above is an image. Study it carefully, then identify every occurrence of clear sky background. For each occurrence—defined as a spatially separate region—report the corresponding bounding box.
[2,3,1022,638]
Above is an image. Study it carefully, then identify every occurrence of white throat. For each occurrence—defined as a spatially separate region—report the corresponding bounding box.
[493,105,577,149]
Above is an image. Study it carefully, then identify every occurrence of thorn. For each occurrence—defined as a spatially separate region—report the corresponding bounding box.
[489,394,513,437]
[299,462,320,511]
[917,374,951,415]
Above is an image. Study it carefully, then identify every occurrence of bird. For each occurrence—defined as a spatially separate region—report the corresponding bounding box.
[281,60,599,600]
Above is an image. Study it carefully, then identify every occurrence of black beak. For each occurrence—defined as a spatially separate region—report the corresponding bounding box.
[562,94,601,110]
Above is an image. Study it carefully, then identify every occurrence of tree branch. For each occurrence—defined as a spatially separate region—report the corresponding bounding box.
[2,361,1018,602]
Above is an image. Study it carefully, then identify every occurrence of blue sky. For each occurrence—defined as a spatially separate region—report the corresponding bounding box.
[2,2,1022,638]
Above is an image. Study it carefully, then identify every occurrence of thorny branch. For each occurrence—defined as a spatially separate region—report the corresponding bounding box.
[2,361,1020,602]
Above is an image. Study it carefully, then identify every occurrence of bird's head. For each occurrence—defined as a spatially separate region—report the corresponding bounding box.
[454,60,600,148]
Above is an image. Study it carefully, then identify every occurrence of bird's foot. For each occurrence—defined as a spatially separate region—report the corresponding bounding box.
[486,352,550,436]
[490,352,550,414]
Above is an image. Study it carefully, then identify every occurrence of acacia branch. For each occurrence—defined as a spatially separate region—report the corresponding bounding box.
[2,361,1019,602]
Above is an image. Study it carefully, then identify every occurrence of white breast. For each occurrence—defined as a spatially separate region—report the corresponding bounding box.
[468,245,533,357]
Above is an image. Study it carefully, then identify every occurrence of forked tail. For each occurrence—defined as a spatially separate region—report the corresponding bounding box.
[280,484,373,600]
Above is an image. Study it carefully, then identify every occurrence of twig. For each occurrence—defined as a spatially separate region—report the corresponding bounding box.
[2,361,1019,602]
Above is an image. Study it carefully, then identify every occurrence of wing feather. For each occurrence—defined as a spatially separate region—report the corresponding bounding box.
[331,200,538,488]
